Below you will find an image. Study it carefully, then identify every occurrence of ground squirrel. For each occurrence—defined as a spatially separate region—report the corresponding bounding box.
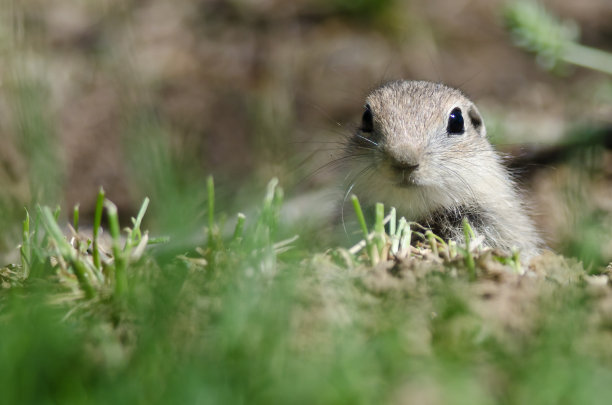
[344,80,541,259]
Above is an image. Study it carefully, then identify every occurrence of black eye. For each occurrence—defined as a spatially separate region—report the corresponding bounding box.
[447,107,464,135]
[361,104,373,133]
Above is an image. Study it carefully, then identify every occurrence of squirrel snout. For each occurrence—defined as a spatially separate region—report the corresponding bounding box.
[387,145,421,172]
[390,160,419,172]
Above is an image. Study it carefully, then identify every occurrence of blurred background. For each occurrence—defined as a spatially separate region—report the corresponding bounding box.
[0,0,611,264]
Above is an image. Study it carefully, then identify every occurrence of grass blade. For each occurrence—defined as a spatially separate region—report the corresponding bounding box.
[232,213,246,243]
[20,209,31,278]
[73,204,80,233]
[374,202,385,255]
[105,200,127,296]
[92,188,105,271]
[207,175,215,232]
[463,218,476,280]
[41,206,95,299]
[351,195,377,265]
[131,197,150,242]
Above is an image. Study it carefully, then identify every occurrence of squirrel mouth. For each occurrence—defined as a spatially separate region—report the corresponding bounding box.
[391,168,418,188]
[389,164,419,188]
[395,176,417,188]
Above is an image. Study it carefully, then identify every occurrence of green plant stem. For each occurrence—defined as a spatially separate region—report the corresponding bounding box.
[41,207,95,299]
[374,203,385,254]
[92,188,105,271]
[207,176,215,233]
[400,220,411,255]
[20,209,31,278]
[232,213,246,242]
[462,218,476,280]
[70,258,96,299]
[131,197,150,242]
[352,195,368,241]
[105,201,127,296]
[564,43,612,75]
[73,204,79,233]
[426,231,438,257]
[351,195,376,265]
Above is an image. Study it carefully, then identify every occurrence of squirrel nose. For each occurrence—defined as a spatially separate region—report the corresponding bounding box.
[387,146,420,172]
[391,161,419,172]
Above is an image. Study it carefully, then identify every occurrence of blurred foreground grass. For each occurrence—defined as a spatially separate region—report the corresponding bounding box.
[3,177,612,405]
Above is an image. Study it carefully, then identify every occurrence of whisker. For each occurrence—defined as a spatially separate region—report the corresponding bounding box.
[341,182,356,237]
[353,134,379,147]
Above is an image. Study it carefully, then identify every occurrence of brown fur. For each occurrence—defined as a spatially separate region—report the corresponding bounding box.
[344,80,541,259]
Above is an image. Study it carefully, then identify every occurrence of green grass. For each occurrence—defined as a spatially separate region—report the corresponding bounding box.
[1,178,612,405]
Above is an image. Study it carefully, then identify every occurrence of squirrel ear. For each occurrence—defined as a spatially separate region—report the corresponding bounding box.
[468,106,486,137]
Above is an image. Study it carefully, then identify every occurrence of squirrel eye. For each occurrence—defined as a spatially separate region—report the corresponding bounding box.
[447,107,465,135]
[361,104,373,133]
